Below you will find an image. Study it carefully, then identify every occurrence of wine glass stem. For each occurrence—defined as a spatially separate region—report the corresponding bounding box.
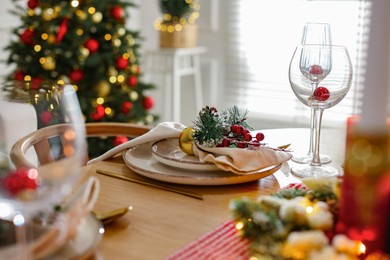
[308,108,315,156]
[311,108,324,167]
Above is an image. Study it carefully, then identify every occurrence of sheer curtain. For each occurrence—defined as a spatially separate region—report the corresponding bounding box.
[224,0,368,128]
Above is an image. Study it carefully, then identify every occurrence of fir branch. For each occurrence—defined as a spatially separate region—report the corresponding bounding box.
[222,105,253,131]
[192,106,225,147]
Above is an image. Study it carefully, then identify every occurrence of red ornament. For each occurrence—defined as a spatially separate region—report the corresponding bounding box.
[91,105,105,121]
[309,64,323,75]
[113,135,128,146]
[56,18,68,44]
[70,69,84,82]
[31,77,43,90]
[110,5,123,20]
[3,167,38,196]
[20,28,35,46]
[127,75,138,87]
[142,96,154,110]
[14,71,25,81]
[39,110,53,125]
[116,56,129,70]
[313,86,330,101]
[121,101,133,114]
[27,0,39,9]
[84,38,99,53]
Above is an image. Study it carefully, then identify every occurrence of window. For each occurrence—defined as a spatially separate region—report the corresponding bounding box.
[224,0,368,128]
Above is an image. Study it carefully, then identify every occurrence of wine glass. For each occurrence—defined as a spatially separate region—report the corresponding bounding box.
[288,45,353,177]
[0,85,86,258]
[292,22,333,164]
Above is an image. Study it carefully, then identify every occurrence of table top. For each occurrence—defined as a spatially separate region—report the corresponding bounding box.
[79,127,346,259]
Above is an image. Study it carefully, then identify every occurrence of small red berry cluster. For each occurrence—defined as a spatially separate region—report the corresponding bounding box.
[2,167,38,198]
[217,124,265,149]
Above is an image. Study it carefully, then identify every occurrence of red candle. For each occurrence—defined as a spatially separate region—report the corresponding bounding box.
[337,116,390,257]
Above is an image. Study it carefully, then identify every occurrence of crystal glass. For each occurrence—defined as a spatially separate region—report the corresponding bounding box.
[289,45,353,177]
[292,22,333,164]
[0,85,86,258]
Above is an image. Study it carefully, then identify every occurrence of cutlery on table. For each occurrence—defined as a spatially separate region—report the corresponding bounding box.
[95,169,203,200]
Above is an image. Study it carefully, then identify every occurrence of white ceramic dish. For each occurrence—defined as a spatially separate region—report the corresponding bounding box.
[123,142,282,186]
[150,138,219,171]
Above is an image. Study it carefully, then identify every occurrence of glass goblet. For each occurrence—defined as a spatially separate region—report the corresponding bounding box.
[292,22,333,164]
[0,85,86,259]
[288,45,353,177]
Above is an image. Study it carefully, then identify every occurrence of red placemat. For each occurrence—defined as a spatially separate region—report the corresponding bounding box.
[167,183,306,260]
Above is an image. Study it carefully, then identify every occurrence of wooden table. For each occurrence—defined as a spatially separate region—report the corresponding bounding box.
[80,127,346,260]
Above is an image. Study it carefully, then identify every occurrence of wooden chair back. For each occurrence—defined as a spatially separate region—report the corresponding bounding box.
[10,122,151,168]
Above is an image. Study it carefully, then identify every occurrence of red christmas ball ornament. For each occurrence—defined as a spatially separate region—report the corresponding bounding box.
[113,135,128,146]
[313,86,330,101]
[20,28,35,46]
[309,64,323,75]
[39,110,53,125]
[30,77,43,90]
[3,167,38,196]
[142,96,154,110]
[121,101,133,114]
[14,71,25,81]
[116,56,129,70]
[128,75,138,87]
[70,69,84,82]
[91,105,105,121]
[27,0,39,9]
[110,5,123,20]
[84,38,99,53]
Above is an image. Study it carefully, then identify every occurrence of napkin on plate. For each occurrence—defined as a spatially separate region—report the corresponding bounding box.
[194,144,292,175]
[87,121,292,174]
[87,122,186,164]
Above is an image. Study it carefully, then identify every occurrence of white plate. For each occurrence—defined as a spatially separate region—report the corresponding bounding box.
[123,142,282,186]
[0,214,103,259]
[151,138,219,171]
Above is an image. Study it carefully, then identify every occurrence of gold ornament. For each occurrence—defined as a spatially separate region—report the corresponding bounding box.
[96,80,111,97]
[47,34,56,44]
[42,8,56,21]
[129,91,138,101]
[41,56,56,70]
[107,66,118,77]
[179,127,195,155]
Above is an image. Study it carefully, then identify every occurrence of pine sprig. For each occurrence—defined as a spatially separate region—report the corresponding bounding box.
[192,106,226,147]
[222,105,253,131]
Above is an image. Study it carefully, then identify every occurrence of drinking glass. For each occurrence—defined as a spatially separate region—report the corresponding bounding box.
[0,85,86,258]
[292,22,333,164]
[288,45,353,177]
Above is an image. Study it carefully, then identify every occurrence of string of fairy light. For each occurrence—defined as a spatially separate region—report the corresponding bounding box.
[154,0,200,33]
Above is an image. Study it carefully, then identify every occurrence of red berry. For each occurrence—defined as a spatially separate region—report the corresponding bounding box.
[313,86,330,101]
[242,129,250,135]
[70,69,83,82]
[252,140,261,147]
[243,133,252,141]
[230,125,238,133]
[236,125,244,135]
[222,138,230,147]
[309,64,323,75]
[3,168,38,196]
[237,142,246,148]
[256,132,265,142]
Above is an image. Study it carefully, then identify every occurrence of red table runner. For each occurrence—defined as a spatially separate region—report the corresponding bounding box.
[167,183,306,260]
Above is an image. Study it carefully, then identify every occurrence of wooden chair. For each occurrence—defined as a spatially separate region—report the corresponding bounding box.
[10,122,152,168]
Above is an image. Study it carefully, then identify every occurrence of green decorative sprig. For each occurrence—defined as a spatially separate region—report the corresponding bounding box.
[192,105,253,147]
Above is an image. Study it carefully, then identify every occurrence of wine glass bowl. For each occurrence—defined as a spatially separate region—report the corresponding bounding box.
[0,84,86,257]
[289,44,353,177]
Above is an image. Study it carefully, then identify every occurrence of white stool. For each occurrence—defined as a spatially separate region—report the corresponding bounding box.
[143,47,206,122]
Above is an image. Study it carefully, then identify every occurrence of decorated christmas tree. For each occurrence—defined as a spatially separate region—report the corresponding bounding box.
[2,0,157,157]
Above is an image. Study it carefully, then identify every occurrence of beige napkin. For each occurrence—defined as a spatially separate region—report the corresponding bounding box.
[194,144,292,175]
[87,122,186,164]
